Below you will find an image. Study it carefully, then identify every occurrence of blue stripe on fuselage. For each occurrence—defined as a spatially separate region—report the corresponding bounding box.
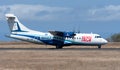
[12,34,55,45]
[12,34,81,45]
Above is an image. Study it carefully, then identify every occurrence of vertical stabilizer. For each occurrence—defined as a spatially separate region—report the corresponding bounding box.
[5,14,30,33]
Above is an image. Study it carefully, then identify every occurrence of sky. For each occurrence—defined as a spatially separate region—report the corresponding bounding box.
[0,0,120,41]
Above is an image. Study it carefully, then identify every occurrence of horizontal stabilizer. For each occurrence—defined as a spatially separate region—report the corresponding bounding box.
[5,14,16,18]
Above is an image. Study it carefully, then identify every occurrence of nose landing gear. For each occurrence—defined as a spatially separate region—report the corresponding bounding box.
[98,45,101,49]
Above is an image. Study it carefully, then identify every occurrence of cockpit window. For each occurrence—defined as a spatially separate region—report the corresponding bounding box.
[95,36,101,38]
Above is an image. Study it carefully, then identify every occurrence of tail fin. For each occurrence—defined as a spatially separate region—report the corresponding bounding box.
[5,14,30,33]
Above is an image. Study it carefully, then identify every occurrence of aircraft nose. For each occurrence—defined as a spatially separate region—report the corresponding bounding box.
[102,39,108,44]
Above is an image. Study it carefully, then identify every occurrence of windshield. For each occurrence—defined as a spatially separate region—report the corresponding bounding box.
[95,36,101,38]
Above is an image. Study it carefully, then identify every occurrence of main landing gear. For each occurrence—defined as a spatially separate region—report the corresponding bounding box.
[56,45,63,49]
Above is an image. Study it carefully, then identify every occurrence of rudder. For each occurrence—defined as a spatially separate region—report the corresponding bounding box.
[5,14,30,33]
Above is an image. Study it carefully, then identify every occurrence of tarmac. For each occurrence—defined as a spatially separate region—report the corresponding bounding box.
[0,42,119,70]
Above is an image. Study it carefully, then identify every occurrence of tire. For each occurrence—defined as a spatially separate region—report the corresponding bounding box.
[98,45,101,49]
[56,45,63,49]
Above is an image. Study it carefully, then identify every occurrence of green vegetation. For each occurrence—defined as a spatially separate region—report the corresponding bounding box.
[107,33,120,42]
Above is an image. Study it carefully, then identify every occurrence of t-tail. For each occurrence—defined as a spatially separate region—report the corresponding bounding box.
[5,14,31,33]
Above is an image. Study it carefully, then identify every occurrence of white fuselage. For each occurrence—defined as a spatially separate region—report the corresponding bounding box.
[8,30,108,46]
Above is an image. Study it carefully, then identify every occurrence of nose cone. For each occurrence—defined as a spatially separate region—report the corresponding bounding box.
[102,39,108,44]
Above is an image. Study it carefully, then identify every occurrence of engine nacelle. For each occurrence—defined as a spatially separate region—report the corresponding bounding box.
[63,32,76,38]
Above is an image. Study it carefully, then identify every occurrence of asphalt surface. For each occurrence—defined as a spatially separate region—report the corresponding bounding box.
[0,48,120,51]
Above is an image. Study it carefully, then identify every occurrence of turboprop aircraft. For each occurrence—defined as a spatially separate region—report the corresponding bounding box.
[5,14,108,49]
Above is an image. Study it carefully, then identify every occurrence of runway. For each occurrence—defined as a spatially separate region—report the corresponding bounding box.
[0,42,120,51]
[0,43,120,70]
[0,47,120,51]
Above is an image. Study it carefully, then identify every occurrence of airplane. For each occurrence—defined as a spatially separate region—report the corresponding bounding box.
[5,14,108,49]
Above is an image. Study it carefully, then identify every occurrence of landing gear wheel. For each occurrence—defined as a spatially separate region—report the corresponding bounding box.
[56,45,63,49]
[98,45,101,49]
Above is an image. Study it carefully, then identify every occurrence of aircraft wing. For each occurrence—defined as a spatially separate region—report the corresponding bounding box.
[49,31,64,37]
[49,31,76,37]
